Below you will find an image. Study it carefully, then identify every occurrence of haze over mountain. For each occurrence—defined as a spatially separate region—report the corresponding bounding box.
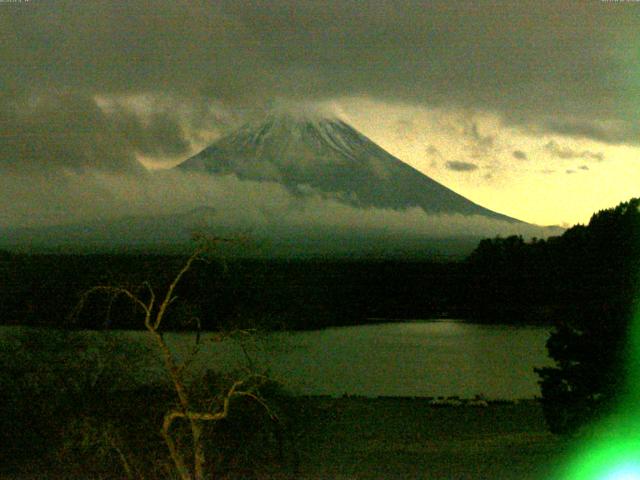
[0,109,561,257]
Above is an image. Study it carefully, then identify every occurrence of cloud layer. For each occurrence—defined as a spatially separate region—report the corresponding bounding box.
[0,0,638,173]
[0,169,554,244]
[446,161,479,172]
[544,140,604,162]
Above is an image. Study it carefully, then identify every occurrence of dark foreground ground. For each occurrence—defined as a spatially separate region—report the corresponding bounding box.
[283,397,570,480]
[1,397,572,480]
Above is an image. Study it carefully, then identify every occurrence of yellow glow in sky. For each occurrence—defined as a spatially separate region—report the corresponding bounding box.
[338,98,640,227]
[122,93,638,228]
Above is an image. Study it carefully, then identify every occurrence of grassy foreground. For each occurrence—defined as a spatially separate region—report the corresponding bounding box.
[1,395,572,480]
[282,397,570,480]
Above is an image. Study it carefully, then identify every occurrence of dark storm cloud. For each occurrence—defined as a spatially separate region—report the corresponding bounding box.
[0,0,638,171]
[512,150,528,160]
[109,106,191,158]
[542,117,638,146]
[446,161,478,172]
[0,93,142,172]
[544,141,604,161]
[0,92,200,172]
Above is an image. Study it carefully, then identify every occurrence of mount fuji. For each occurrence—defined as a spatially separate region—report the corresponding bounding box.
[177,112,517,222]
[1,111,560,256]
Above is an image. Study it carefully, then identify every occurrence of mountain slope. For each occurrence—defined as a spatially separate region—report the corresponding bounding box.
[177,112,519,222]
[1,112,561,256]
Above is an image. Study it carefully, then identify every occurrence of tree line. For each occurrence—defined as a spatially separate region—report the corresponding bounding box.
[1,199,638,335]
[466,198,640,432]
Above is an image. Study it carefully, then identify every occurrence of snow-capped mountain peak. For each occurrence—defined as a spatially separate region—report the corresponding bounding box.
[177,111,519,222]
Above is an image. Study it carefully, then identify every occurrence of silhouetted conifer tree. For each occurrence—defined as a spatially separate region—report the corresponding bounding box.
[536,198,640,434]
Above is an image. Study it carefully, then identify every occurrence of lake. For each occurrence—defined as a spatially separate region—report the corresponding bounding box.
[161,320,554,400]
[1,320,553,400]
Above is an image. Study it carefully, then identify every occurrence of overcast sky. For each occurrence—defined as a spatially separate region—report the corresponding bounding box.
[1,0,638,226]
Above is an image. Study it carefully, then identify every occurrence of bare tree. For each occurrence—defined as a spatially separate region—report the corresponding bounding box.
[74,237,276,480]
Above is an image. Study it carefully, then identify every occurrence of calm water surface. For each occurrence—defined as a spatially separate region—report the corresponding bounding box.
[164,320,553,399]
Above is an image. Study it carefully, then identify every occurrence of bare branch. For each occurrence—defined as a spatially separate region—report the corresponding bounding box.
[166,382,278,426]
[103,430,136,480]
[143,281,156,312]
[155,249,203,331]
[74,237,274,480]
[70,285,151,327]
[161,411,191,480]
[234,391,279,422]
[176,319,203,376]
